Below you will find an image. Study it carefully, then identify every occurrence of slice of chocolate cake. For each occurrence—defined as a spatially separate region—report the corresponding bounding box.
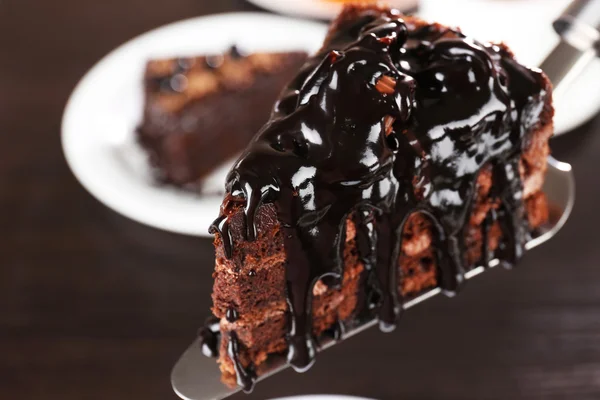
[137,47,307,190]
[204,5,553,392]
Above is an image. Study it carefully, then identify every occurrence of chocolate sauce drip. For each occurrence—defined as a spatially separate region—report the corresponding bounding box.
[493,159,528,267]
[227,331,256,393]
[198,317,220,358]
[330,320,346,341]
[481,208,497,266]
[226,307,239,323]
[355,209,382,315]
[212,10,548,385]
[209,215,233,258]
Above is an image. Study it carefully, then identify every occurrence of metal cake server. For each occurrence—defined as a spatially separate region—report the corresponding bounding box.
[539,0,600,99]
[172,157,575,400]
[172,0,599,396]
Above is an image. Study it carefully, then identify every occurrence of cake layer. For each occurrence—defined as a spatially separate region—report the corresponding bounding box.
[212,120,551,318]
[214,180,549,386]
[137,49,307,189]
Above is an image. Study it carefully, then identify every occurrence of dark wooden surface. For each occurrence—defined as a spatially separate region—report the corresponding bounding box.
[2,1,600,399]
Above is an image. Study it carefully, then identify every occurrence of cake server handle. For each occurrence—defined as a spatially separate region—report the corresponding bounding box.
[539,0,600,97]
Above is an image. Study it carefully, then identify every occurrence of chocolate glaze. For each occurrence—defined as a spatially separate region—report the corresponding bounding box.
[322,320,346,343]
[227,331,256,393]
[198,316,220,358]
[209,9,548,386]
[226,307,239,323]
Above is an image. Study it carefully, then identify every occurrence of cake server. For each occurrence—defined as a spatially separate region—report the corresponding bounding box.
[539,0,600,99]
[171,0,594,396]
[171,156,575,400]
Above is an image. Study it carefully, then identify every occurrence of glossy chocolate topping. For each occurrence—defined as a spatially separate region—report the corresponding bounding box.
[208,9,549,391]
[227,331,256,393]
[198,316,220,358]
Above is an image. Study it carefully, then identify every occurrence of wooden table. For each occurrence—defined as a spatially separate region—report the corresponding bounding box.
[2,1,600,399]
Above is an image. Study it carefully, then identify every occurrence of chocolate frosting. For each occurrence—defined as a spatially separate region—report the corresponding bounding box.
[209,9,549,392]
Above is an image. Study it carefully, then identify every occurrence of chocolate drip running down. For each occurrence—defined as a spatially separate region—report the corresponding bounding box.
[198,317,220,358]
[209,9,548,392]
[227,331,256,393]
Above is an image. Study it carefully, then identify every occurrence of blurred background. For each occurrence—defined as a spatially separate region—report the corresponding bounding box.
[2,0,600,399]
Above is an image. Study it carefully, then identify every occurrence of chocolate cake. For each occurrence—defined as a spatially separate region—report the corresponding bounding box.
[203,5,553,392]
[137,47,307,189]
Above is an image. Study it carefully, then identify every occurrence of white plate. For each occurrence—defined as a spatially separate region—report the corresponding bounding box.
[247,0,418,20]
[61,13,327,237]
[419,0,600,135]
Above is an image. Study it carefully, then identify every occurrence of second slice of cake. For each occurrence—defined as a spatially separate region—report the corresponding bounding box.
[137,47,307,190]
